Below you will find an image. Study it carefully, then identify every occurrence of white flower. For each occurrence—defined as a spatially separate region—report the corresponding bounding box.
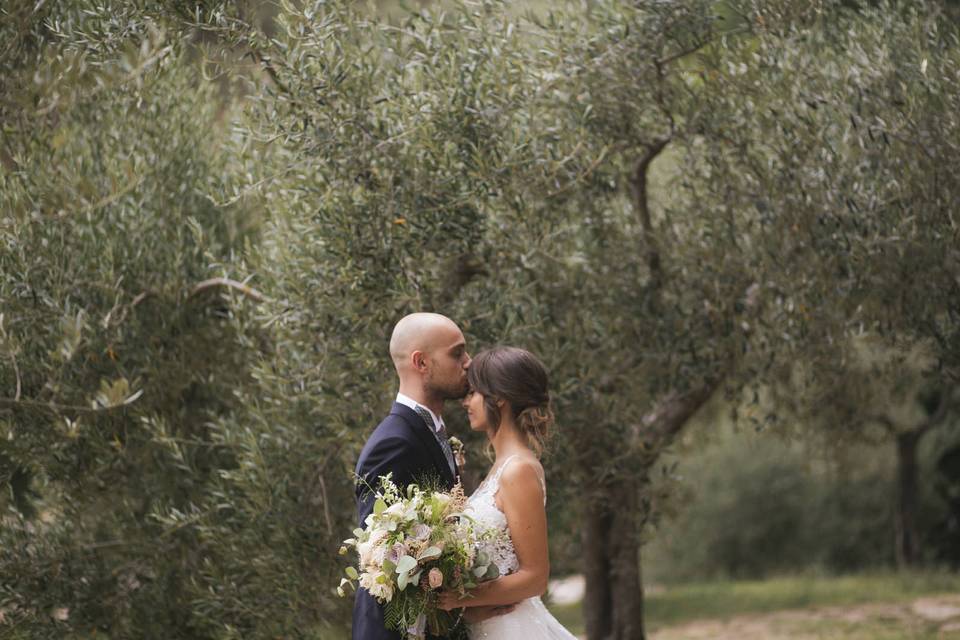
[358,570,376,590]
[360,569,395,603]
[368,580,394,602]
[371,543,388,566]
[431,493,451,518]
[357,540,374,567]
[368,527,388,547]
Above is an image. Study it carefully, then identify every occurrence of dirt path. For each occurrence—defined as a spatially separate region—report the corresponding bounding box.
[648,595,960,640]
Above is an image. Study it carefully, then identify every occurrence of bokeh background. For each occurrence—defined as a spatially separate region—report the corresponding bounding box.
[2,0,960,638]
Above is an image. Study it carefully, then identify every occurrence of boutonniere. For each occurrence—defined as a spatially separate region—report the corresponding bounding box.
[448,436,466,469]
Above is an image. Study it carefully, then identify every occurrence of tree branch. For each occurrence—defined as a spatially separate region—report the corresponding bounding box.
[188,277,265,303]
[633,138,671,289]
[868,412,899,434]
[656,37,714,67]
[634,375,725,455]
[247,50,292,96]
[0,397,130,414]
[653,58,676,136]
[80,172,145,215]
[546,145,610,199]
[318,473,333,536]
[914,387,954,439]
[10,352,21,402]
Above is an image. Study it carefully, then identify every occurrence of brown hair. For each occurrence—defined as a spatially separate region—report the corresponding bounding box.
[467,346,554,457]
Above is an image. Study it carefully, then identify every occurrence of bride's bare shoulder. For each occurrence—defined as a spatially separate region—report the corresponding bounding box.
[498,455,545,493]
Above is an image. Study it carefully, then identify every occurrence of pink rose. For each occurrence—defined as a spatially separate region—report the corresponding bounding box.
[428,568,443,590]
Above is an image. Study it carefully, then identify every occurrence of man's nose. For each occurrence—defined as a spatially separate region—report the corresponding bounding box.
[464,354,472,368]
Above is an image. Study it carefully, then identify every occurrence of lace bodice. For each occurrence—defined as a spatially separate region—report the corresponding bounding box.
[463,454,545,576]
[463,456,576,640]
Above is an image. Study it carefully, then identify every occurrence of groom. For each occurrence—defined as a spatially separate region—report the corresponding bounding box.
[352,313,509,639]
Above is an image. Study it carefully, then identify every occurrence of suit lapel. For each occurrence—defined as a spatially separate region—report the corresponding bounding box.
[389,402,456,488]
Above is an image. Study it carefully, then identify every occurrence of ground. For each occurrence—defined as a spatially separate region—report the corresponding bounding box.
[649,595,960,640]
[546,573,960,639]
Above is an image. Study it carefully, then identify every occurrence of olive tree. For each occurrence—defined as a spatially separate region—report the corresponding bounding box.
[213,2,792,638]
[702,0,960,570]
[5,1,957,639]
[0,2,256,636]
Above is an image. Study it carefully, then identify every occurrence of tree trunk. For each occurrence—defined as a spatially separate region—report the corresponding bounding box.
[582,380,725,640]
[583,498,613,640]
[610,478,645,640]
[895,430,921,568]
[582,478,646,640]
[883,388,952,569]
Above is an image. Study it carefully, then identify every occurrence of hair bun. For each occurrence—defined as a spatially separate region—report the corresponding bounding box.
[517,402,554,457]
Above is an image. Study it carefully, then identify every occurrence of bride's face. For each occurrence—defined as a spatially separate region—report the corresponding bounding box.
[462,389,490,432]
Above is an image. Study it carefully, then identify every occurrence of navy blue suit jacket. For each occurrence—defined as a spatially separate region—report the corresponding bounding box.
[352,402,459,640]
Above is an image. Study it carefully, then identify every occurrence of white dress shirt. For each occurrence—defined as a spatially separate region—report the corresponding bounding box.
[395,392,445,434]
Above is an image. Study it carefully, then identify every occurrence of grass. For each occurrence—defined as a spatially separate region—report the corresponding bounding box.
[783,617,947,640]
[547,571,960,636]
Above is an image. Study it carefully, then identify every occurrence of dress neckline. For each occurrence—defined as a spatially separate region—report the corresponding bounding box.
[473,453,546,506]
[477,453,521,492]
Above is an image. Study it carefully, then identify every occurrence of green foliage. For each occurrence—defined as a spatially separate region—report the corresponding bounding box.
[710,0,960,394]
[643,412,960,582]
[2,0,960,636]
[0,2,256,637]
[646,432,892,581]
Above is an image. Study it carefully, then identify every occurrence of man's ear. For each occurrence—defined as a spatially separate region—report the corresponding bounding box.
[411,350,427,372]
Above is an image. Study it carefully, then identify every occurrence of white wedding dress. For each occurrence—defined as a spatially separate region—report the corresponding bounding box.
[462,454,578,640]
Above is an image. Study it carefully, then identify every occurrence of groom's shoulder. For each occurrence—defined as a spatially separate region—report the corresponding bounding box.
[367,403,420,442]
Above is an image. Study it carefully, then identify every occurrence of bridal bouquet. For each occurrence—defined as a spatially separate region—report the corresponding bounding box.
[338,474,500,640]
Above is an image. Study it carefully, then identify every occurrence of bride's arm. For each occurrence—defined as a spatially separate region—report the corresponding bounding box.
[439,460,548,609]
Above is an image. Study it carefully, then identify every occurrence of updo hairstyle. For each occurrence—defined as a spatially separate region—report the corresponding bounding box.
[467,346,554,457]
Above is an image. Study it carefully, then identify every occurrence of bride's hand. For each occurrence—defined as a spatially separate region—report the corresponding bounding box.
[437,590,467,611]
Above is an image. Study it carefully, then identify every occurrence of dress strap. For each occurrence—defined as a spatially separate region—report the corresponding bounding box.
[492,454,521,485]
[491,455,547,504]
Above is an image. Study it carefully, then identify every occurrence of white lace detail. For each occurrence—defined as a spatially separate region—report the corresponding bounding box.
[463,454,522,576]
[463,455,575,639]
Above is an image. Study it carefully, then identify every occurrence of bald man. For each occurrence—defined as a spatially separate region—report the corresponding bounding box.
[352,313,470,640]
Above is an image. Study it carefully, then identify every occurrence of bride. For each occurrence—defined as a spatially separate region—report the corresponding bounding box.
[438,346,577,639]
